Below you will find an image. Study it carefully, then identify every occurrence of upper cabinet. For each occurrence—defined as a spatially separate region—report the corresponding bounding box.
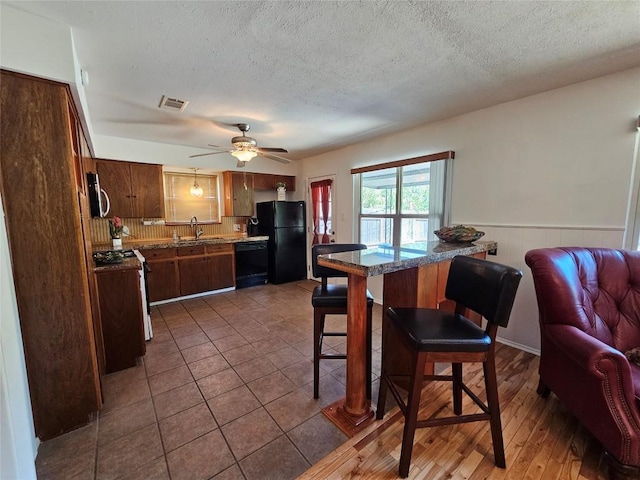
[222,171,296,217]
[96,159,165,218]
[223,171,254,217]
[253,173,296,192]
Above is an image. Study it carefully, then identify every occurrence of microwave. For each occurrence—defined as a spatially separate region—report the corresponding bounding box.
[87,172,110,218]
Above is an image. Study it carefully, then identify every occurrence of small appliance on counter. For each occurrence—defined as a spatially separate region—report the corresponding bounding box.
[247,217,260,236]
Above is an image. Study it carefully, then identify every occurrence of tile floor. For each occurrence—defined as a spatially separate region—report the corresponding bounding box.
[35,280,385,480]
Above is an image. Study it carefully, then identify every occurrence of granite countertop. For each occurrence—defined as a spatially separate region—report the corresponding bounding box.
[93,234,269,252]
[93,256,142,273]
[317,240,498,277]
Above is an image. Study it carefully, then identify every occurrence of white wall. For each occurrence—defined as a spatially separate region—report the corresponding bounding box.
[300,67,640,353]
[0,5,76,84]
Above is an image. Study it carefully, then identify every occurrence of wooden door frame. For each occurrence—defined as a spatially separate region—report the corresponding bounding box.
[306,174,337,280]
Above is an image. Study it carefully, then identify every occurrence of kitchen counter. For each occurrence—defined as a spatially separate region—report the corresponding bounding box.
[317,240,497,277]
[93,256,142,273]
[93,234,269,252]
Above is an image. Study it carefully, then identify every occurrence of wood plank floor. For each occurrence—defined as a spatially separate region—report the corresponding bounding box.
[300,344,608,480]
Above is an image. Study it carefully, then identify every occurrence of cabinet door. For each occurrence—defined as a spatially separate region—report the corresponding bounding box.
[210,254,235,290]
[95,269,145,374]
[274,175,295,192]
[130,163,165,218]
[231,172,254,216]
[96,160,133,217]
[146,259,180,302]
[1,72,101,439]
[253,173,275,190]
[179,256,212,296]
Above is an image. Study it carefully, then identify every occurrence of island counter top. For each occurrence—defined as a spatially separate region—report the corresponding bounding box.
[317,240,497,277]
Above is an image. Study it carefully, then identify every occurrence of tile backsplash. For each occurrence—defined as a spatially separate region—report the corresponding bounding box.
[89,217,247,245]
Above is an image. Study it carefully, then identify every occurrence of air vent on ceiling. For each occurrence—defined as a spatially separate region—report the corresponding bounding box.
[158,95,188,112]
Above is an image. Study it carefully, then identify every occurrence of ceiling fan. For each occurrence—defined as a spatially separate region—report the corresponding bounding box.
[190,123,291,167]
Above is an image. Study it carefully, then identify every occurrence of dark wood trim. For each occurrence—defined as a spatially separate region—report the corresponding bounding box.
[350,150,455,175]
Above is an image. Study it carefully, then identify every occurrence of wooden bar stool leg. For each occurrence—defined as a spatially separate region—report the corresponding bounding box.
[452,362,462,415]
[399,350,427,478]
[484,352,506,468]
[313,310,324,399]
[366,305,373,400]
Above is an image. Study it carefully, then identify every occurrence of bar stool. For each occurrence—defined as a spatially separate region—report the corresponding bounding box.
[311,243,374,399]
[376,255,522,478]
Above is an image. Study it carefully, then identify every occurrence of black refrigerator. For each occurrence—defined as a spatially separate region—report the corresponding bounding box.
[256,201,307,284]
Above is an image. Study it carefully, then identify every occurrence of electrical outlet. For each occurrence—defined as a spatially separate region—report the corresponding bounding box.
[233,224,241,232]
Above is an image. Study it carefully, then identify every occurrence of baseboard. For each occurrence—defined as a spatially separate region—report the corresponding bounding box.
[496,336,540,356]
[150,286,235,306]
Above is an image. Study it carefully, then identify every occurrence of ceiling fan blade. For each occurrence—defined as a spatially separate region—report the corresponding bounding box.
[189,151,227,158]
[259,147,288,153]
[258,151,292,164]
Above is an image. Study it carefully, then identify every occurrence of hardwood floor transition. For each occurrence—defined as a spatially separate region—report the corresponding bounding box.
[301,343,609,480]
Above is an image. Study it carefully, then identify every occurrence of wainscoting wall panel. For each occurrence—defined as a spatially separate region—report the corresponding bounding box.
[460,223,625,353]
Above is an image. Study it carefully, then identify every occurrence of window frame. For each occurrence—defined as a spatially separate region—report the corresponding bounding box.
[163,170,222,225]
[353,152,453,247]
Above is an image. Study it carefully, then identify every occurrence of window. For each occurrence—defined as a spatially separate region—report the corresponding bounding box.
[624,118,640,251]
[354,152,452,247]
[164,171,221,223]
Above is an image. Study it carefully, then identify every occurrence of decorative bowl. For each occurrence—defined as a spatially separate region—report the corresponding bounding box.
[435,225,485,243]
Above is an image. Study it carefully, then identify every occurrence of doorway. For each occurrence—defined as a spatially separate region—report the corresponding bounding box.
[306,174,336,278]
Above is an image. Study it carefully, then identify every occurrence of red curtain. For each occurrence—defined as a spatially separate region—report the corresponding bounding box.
[310,179,333,245]
[311,182,320,245]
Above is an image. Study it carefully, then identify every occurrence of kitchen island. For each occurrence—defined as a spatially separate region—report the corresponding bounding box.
[317,240,497,436]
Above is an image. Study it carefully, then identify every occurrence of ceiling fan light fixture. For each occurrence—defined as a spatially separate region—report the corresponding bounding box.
[231,149,257,162]
[190,168,204,197]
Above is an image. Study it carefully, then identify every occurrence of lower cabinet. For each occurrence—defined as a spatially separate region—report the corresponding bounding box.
[95,267,146,373]
[179,256,211,296]
[147,258,180,302]
[141,244,235,302]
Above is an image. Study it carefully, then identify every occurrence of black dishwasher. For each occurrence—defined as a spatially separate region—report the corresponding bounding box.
[235,241,268,289]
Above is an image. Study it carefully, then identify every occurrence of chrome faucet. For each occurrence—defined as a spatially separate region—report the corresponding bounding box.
[190,216,204,239]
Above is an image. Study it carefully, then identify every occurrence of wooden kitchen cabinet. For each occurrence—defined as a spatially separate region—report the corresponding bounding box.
[96,159,165,218]
[222,171,254,216]
[95,267,146,373]
[142,244,235,301]
[140,248,180,302]
[179,256,211,296]
[253,173,296,191]
[210,254,235,290]
[0,71,102,439]
[178,244,235,295]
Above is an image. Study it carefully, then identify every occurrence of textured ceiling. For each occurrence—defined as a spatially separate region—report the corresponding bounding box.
[7,1,640,162]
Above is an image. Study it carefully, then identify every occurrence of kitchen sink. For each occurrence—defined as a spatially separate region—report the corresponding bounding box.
[177,235,224,241]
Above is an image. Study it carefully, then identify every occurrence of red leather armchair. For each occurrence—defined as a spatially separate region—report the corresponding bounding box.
[525,247,640,479]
